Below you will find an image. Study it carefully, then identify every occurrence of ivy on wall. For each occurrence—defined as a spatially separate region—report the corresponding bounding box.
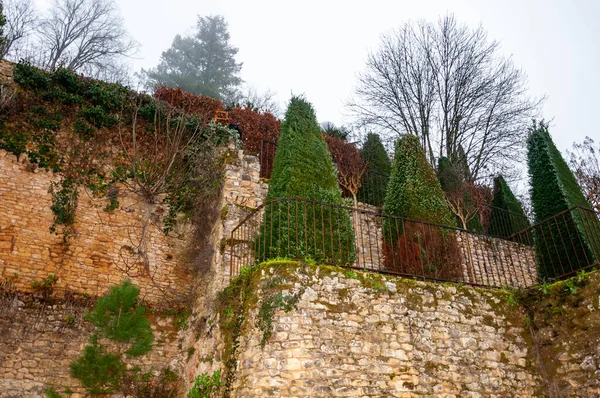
[1,61,236,240]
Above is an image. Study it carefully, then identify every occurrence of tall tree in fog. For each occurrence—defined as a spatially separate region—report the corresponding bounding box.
[348,14,541,180]
[146,15,242,101]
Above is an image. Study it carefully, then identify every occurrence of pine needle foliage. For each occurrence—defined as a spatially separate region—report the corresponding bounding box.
[69,334,126,395]
[383,135,454,235]
[358,133,391,206]
[527,121,597,278]
[86,280,153,357]
[259,96,355,265]
[487,175,530,237]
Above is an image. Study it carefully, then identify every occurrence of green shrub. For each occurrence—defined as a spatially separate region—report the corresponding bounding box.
[383,135,454,229]
[86,280,153,357]
[487,175,531,237]
[188,369,223,398]
[357,133,390,206]
[382,135,459,277]
[527,121,597,278]
[260,96,355,265]
[70,334,125,395]
[13,61,51,91]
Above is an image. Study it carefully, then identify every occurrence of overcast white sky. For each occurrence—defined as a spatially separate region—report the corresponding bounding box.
[34,0,600,157]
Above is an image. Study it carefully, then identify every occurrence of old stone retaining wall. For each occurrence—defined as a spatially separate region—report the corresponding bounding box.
[0,294,180,397]
[190,262,542,397]
[0,150,191,306]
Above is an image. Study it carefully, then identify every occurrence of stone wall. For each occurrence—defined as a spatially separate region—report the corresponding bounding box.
[0,60,14,83]
[191,261,541,397]
[0,293,180,397]
[458,232,538,288]
[522,270,600,397]
[0,150,191,306]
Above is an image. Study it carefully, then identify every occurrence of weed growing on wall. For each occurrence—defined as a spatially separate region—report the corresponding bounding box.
[188,370,223,398]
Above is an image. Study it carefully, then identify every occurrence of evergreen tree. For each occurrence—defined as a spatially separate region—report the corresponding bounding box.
[259,96,355,265]
[146,15,242,101]
[357,133,391,206]
[527,121,597,278]
[382,135,459,277]
[383,135,454,227]
[487,175,530,237]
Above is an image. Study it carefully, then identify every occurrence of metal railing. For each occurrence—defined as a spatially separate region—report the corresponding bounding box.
[226,198,598,289]
[258,139,531,238]
[508,205,600,282]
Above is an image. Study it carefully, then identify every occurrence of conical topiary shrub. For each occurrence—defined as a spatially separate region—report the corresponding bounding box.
[357,133,391,207]
[487,175,530,237]
[382,135,460,279]
[527,121,597,279]
[257,96,355,265]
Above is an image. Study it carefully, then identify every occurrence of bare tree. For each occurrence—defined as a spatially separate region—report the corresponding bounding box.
[36,0,136,76]
[0,0,38,59]
[348,14,542,179]
[569,137,600,213]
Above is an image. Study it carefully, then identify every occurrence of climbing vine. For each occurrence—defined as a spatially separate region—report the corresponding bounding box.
[1,61,237,241]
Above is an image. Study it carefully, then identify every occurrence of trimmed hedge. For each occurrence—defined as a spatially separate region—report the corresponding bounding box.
[487,175,530,237]
[383,135,454,228]
[259,97,355,265]
[357,133,391,207]
[527,121,597,279]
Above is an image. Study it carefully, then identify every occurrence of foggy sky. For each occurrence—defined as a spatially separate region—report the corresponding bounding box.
[34,0,600,158]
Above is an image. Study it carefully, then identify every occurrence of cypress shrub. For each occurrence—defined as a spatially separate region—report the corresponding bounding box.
[258,96,355,265]
[487,175,531,237]
[527,121,597,279]
[357,133,391,206]
[382,135,460,278]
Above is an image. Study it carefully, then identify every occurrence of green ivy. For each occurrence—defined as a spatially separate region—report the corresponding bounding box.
[13,61,51,91]
[383,135,454,238]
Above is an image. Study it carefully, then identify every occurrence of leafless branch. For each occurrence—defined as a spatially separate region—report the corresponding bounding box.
[0,0,38,59]
[347,14,543,179]
[36,0,137,76]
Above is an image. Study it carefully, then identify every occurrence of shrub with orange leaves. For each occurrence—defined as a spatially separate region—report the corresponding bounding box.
[382,221,462,281]
[153,86,223,123]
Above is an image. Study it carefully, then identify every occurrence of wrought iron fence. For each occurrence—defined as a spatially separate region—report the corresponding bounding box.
[226,198,596,289]
[508,206,600,282]
[259,139,277,179]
